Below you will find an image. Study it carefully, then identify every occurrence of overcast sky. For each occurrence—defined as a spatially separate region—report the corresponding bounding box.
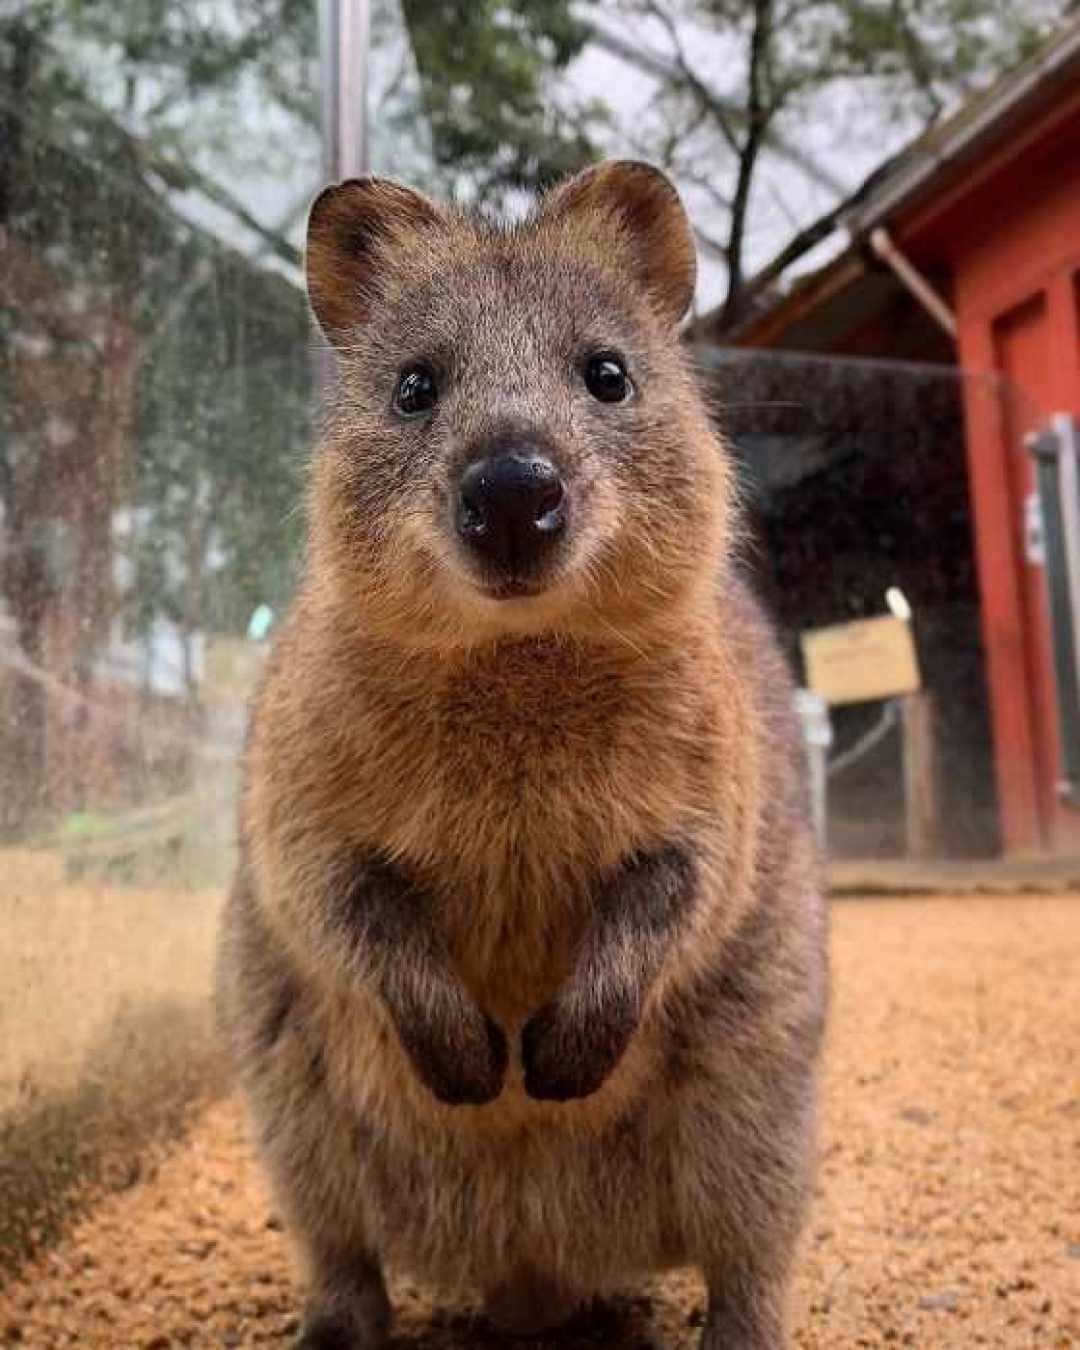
[75,0,1037,314]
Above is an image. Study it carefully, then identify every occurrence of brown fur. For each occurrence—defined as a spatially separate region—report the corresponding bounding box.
[216,161,828,1349]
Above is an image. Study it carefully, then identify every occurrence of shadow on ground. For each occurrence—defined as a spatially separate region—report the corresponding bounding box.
[389,1295,675,1348]
[0,997,223,1278]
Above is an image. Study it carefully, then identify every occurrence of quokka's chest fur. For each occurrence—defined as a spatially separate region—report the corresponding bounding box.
[254,620,734,1013]
[278,627,720,874]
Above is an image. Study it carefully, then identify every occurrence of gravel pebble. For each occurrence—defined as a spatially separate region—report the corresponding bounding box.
[1,892,1078,1347]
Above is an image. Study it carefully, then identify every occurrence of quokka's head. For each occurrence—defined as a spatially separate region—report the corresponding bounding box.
[305,160,734,648]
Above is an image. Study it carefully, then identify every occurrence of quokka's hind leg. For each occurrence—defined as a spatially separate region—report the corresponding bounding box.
[686,1083,814,1350]
[676,1057,818,1350]
[484,1266,581,1336]
[700,1264,788,1350]
[294,1250,390,1350]
[690,1108,814,1350]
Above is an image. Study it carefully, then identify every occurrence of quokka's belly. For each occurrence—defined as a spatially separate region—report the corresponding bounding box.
[313,991,683,1288]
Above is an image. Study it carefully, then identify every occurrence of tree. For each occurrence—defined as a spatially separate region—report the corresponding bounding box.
[0,4,315,829]
[400,0,600,204]
[0,0,595,832]
[582,0,1071,323]
[1,8,189,829]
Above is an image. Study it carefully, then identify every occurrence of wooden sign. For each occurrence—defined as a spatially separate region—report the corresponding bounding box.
[801,615,921,706]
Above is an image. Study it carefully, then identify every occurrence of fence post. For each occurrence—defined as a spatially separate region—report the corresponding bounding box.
[902,690,940,858]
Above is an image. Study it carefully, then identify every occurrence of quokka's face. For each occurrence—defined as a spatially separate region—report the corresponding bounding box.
[305,161,731,646]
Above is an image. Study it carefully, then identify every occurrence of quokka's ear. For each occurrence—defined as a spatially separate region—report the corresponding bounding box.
[305,177,447,345]
[539,160,696,325]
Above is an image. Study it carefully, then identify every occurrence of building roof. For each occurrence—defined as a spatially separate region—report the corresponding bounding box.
[695,14,1080,347]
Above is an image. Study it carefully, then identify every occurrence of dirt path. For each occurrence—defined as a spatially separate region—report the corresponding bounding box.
[3,893,1079,1348]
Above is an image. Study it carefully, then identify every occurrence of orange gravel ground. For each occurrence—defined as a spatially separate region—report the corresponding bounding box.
[2,892,1079,1349]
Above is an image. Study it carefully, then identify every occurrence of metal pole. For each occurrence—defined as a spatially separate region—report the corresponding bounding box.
[1030,418,1080,806]
[314,0,370,397]
[1053,413,1080,694]
[320,0,370,183]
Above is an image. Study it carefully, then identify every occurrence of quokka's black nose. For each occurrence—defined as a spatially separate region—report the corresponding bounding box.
[456,452,567,575]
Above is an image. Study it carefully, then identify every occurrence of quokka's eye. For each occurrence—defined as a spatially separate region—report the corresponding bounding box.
[584,353,632,404]
[393,365,438,417]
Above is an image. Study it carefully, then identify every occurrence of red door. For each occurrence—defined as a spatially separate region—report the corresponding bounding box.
[992,293,1071,848]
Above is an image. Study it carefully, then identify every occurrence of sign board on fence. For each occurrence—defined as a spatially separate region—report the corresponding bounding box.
[801,615,921,706]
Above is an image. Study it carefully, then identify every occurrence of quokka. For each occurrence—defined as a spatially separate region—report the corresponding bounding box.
[217,159,828,1350]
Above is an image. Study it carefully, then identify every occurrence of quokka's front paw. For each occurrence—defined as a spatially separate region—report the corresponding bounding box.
[398,1005,508,1106]
[521,995,637,1101]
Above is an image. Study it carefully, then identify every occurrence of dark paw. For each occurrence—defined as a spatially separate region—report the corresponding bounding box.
[403,1011,508,1106]
[521,999,634,1101]
[432,1012,507,1105]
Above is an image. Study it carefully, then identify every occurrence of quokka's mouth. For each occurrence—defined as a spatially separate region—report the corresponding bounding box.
[477,577,549,601]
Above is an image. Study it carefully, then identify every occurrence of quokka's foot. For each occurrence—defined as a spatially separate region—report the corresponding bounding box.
[700,1278,785,1350]
[485,1267,580,1336]
[294,1272,390,1350]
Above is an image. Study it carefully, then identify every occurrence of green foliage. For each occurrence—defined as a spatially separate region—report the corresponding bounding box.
[0,0,596,676]
[0,4,313,662]
[133,246,311,639]
[823,0,1066,118]
[401,0,598,202]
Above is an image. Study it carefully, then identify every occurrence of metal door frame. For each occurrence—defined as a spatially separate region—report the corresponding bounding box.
[1030,414,1080,806]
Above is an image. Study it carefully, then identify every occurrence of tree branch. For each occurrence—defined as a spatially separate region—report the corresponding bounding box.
[677,166,734,213]
[640,0,743,157]
[888,0,944,121]
[582,16,851,197]
[722,0,775,314]
[708,193,851,330]
[693,225,730,261]
[142,146,302,270]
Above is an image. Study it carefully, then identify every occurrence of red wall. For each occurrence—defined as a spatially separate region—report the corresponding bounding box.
[903,99,1080,852]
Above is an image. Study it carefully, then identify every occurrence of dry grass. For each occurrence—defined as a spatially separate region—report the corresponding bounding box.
[1,892,1078,1348]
